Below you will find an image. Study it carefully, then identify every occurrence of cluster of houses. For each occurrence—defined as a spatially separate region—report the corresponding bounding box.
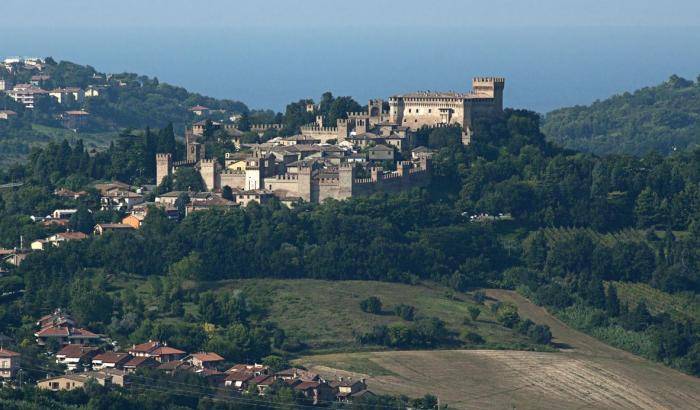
[19,309,374,404]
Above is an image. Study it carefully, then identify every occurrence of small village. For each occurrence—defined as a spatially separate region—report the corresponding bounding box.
[1,308,374,404]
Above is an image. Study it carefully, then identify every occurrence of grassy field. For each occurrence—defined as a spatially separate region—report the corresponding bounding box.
[298,289,700,409]
[107,276,540,352]
[203,279,537,352]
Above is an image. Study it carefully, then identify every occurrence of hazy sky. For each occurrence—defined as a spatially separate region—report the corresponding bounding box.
[3,0,700,29]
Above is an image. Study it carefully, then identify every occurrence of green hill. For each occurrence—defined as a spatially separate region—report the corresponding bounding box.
[543,75,700,156]
[112,276,544,354]
[0,58,248,165]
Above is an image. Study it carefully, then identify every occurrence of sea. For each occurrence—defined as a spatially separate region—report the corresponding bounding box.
[1,26,699,113]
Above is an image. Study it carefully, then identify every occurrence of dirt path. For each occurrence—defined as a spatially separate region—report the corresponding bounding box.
[298,290,700,409]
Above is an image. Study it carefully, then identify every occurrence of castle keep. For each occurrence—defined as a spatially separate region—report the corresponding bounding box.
[157,76,503,205]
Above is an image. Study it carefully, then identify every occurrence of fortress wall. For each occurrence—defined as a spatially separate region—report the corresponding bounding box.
[265,177,301,198]
[318,182,341,203]
[220,172,246,190]
[352,167,429,197]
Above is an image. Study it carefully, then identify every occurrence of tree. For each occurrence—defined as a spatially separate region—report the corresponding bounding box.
[237,112,251,131]
[635,188,661,228]
[175,192,190,220]
[496,304,520,328]
[222,185,234,201]
[468,306,481,321]
[360,296,382,314]
[172,168,205,192]
[169,251,204,282]
[69,205,95,234]
[528,324,552,344]
[394,304,416,321]
[605,284,621,316]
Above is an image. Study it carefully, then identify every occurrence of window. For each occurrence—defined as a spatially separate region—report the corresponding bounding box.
[429,109,432,113]
[416,109,419,114]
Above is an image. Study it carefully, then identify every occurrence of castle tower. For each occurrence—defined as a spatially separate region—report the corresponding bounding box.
[187,141,205,163]
[396,161,411,177]
[199,159,218,191]
[388,97,404,124]
[368,99,383,119]
[156,153,172,186]
[338,162,355,199]
[336,118,349,141]
[370,167,383,183]
[297,165,312,202]
[355,118,368,134]
[315,115,324,127]
[472,77,505,111]
[245,158,263,190]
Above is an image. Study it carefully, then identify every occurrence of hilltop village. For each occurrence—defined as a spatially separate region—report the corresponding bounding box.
[158,76,505,205]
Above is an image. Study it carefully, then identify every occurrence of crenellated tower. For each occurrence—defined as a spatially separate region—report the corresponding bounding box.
[156,153,172,186]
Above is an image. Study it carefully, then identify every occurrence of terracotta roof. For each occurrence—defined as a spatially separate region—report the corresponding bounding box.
[56,344,98,358]
[294,381,320,391]
[0,348,20,358]
[191,352,224,362]
[189,105,209,111]
[93,352,131,363]
[152,346,186,356]
[124,356,156,367]
[226,363,267,373]
[130,340,159,353]
[56,232,88,240]
[251,374,274,385]
[225,372,255,382]
[35,326,69,337]
[157,360,193,371]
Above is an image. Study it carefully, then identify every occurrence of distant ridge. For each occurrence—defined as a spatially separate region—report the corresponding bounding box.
[543,75,700,156]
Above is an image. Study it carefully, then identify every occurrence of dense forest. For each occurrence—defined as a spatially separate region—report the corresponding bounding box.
[543,74,700,156]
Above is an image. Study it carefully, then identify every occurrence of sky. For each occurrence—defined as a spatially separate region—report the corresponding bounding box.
[3,0,700,29]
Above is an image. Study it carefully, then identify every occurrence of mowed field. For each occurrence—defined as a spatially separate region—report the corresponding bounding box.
[297,290,700,409]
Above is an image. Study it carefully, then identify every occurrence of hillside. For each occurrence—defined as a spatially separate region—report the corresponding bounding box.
[542,75,700,155]
[115,277,545,353]
[0,58,248,165]
[298,289,700,409]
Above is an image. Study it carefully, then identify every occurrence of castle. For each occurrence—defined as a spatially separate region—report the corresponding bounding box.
[157,76,504,204]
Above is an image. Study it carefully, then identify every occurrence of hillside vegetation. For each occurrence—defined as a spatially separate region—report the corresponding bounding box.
[543,75,700,155]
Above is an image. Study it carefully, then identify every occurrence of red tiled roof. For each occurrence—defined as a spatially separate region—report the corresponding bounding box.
[69,327,99,338]
[130,340,159,353]
[295,381,320,391]
[124,356,156,367]
[56,232,88,240]
[191,352,224,362]
[93,352,131,364]
[56,344,98,358]
[35,326,69,337]
[152,346,186,355]
[225,372,254,382]
[0,348,20,358]
[251,374,274,385]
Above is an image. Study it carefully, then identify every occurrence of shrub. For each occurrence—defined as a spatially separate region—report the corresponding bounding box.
[394,304,416,321]
[360,296,382,314]
[463,331,485,344]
